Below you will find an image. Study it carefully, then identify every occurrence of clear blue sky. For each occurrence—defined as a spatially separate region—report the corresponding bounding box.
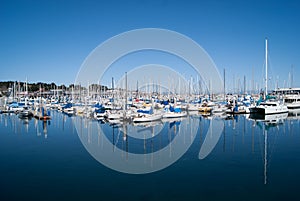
[1,0,300,92]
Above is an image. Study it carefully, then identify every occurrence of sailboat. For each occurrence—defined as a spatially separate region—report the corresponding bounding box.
[132,106,162,123]
[249,38,288,115]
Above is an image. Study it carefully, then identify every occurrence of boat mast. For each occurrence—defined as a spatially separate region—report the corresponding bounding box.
[25,77,28,96]
[223,68,226,101]
[291,64,294,88]
[125,72,128,111]
[265,38,268,100]
[243,75,246,95]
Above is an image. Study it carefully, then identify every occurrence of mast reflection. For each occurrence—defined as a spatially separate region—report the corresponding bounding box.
[249,112,287,184]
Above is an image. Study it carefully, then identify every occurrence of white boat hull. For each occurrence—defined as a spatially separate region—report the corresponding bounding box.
[249,105,288,115]
[163,112,187,118]
[132,114,162,123]
[286,102,300,110]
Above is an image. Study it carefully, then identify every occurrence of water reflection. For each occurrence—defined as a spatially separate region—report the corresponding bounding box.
[199,116,224,159]
[248,112,288,124]
[249,113,288,184]
[288,108,300,119]
[74,114,201,174]
[0,112,51,138]
[1,110,300,182]
[33,118,50,138]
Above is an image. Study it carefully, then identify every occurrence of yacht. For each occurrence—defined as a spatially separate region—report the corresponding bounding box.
[249,38,288,115]
[274,88,300,110]
[284,95,300,109]
[249,99,288,115]
[249,109,288,122]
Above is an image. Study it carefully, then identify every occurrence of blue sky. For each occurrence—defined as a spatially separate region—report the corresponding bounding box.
[1,0,300,92]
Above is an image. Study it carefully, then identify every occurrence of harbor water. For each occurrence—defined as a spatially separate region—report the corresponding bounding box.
[1,111,300,200]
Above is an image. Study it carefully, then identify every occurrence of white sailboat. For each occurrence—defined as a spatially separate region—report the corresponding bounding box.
[162,104,187,118]
[249,38,288,115]
[132,113,162,123]
[132,106,162,123]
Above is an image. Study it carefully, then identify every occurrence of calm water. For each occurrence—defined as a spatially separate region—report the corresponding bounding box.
[1,111,300,201]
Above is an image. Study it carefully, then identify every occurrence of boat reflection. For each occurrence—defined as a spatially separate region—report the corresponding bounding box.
[2,110,298,178]
[248,113,287,184]
[34,118,50,138]
[19,116,32,133]
[74,114,200,174]
[198,116,224,159]
[288,108,300,119]
[248,112,288,124]
[74,111,227,169]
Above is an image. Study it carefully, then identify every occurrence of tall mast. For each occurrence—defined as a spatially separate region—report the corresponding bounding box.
[223,68,226,101]
[291,64,294,88]
[125,72,128,111]
[244,75,246,95]
[265,38,268,100]
[25,77,28,96]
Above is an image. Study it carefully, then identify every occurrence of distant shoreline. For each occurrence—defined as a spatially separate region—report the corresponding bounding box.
[0,81,108,97]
